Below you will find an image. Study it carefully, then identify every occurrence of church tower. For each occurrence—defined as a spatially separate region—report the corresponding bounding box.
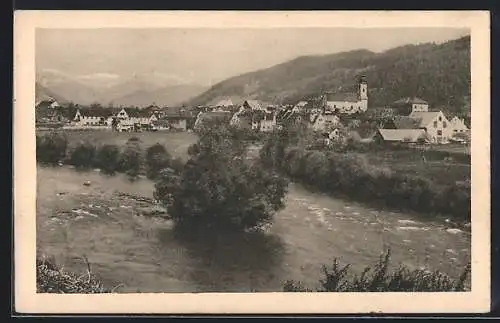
[358,75,368,112]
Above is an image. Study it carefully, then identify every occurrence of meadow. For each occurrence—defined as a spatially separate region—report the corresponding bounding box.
[36,129,198,161]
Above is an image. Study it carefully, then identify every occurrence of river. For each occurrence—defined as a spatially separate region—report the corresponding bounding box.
[37,165,470,292]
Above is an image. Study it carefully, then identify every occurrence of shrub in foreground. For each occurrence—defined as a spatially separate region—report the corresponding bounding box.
[283,250,471,292]
[145,143,171,180]
[118,137,144,177]
[36,132,68,165]
[37,256,110,293]
[276,146,470,222]
[155,123,289,233]
[68,141,97,169]
[95,144,121,175]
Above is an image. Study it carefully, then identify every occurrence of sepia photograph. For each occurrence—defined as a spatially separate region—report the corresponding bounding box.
[14,11,490,314]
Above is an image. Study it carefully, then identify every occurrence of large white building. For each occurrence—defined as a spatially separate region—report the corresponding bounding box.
[325,76,368,114]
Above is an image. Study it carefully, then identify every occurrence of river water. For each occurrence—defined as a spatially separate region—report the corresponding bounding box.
[37,166,471,292]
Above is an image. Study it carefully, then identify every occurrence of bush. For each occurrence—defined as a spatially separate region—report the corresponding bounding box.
[155,123,289,233]
[36,132,68,165]
[283,249,471,292]
[118,138,144,178]
[95,144,121,175]
[145,143,171,180]
[37,256,110,293]
[68,141,96,169]
[270,144,470,222]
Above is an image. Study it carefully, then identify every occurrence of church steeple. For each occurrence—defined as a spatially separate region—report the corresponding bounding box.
[359,75,368,101]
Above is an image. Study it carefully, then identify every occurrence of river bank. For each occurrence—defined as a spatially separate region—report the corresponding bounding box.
[37,165,471,292]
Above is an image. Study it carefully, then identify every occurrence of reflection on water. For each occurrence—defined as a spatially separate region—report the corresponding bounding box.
[156,228,285,292]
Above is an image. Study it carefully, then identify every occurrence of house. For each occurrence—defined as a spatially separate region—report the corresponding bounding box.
[240,100,266,112]
[408,111,453,144]
[259,111,277,132]
[391,97,429,115]
[324,76,368,114]
[36,100,68,124]
[151,119,170,131]
[375,129,427,144]
[450,116,469,134]
[276,107,308,130]
[115,108,157,128]
[230,100,278,132]
[194,111,233,130]
[163,107,194,131]
[293,101,309,112]
[72,107,114,128]
[310,112,341,132]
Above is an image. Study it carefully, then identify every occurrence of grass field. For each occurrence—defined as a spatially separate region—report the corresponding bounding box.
[37,130,199,161]
[361,150,470,187]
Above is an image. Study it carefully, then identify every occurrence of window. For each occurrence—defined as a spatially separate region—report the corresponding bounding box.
[454,129,458,132]
[438,116,442,121]
[443,121,447,128]
[437,130,443,136]
[433,121,438,128]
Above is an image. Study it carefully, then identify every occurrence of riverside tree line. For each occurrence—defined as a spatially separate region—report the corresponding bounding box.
[36,123,471,293]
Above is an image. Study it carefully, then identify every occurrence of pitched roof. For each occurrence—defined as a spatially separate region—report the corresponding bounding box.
[377,129,426,142]
[276,108,298,123]
[295,101,308,108]
[197,111,233,123]
[409,111,442,127]
[326,92,359,103]
[393,116,422,129]
[393,97,428,105]
[163,107,194,119]
[244,100,263,110]
[78,107,114,118]
[122,107,153,118]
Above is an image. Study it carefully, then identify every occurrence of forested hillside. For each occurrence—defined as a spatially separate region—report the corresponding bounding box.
[187,36,470,116]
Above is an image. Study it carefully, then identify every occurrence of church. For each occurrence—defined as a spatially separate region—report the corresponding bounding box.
[324,76,368,115]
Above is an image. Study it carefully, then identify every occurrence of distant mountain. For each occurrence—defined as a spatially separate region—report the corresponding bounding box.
[36,69,104,105]
[36,69,205,107]
[187,36,471,116]
[110,83,208,107]
[35,82,68,104]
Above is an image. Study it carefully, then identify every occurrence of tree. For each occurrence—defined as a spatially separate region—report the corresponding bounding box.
[118,137,144,178]
[36,132,68,165]
[145,143,171,180]
[68,141,96,169]
[154,123,289,234]
[95,144,121,175]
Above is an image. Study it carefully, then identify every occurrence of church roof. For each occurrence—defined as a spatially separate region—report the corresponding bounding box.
[326,92,359,103]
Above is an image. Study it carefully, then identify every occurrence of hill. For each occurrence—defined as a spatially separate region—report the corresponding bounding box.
[36,69,206,107]
[187,36,471,116]
[110,83,208,107]
[35,82,68,105]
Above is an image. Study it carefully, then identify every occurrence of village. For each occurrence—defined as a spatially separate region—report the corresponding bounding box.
[32,24,476,298]
[36,76,470,149]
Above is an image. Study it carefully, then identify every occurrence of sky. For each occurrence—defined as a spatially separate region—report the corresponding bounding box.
[36,28,470,87]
